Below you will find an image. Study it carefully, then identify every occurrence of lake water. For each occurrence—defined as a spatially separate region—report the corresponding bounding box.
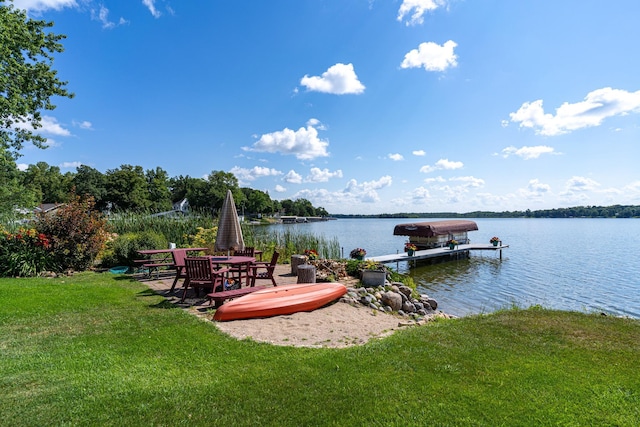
[266,218,640,319]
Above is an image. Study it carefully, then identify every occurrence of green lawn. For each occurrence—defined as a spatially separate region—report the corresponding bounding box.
[1,273,638,426]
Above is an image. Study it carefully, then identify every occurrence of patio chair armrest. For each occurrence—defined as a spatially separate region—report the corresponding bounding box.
[251,261,270,268]
[212,267,231,275]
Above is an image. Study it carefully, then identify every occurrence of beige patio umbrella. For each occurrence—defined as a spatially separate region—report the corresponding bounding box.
[214,189,244,256]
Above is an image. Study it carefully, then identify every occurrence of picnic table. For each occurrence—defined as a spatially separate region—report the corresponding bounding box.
[136,247,208,278]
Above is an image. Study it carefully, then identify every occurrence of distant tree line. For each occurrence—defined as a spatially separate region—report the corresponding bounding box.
[334,205,640,219]
[2,161,329,218]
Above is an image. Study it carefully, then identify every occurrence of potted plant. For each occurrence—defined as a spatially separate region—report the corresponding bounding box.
[360,260,386,287]
[405,243,417,256]
[350,248,366,261]
[304,249,319,260]
[490,236,500,247]
[447,239,458,250]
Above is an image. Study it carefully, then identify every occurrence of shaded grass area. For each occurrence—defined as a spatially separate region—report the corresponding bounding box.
[1,273,638,426]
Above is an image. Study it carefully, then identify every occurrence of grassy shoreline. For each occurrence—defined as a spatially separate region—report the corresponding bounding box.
[1,272,638,426]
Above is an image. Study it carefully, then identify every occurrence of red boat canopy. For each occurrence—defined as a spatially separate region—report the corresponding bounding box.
[393,220,478,237]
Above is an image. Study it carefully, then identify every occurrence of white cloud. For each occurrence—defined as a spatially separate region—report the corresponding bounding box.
[343,175,393,203]
[42,138,59,148]
[424,176,445,184]
[283,170,303,184]
[625,181,640,193]
[501,145,557,159]
[450,176,485,188]
[306,167,343,183]
[230,166,282,183]
[73,120,93,130]
[39,116,71,136]
[401,40,458,72]
[13,0,77,12]
[142,0,161,18]
[565,176,600,193]
[476,192,511,207]
[97,5,114,29]
[293,176,392,210]
[300,63,365,95]
[245,121,330,160]
[411,186,432,202]
[412,150,426,156]
[306,117,326,130]
[91,5,127,29]
[397,0,447,26]
[518,179,551,200]
[420,158,463,173]
[274,185,286,193]
[388,153,404,161]
[60,161,82,169]
[558,176,600,204]
[509,87,640,136]
[17,163,28,172]
[14,115,71,137]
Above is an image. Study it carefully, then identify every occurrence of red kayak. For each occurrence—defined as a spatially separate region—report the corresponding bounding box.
[213,282,347,321]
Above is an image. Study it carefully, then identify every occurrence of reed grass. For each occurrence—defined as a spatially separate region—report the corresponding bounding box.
[107,213,341,262]
[246,226,341,261]
[107,211,213,247]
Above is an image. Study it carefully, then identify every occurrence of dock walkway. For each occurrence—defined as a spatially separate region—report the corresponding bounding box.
[367,243,509,264]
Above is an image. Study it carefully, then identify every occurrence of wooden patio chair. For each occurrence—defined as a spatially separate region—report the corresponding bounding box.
[169,249,187,292]
[233,246,255,257]
[249,251,279,287]
[181,257,229,302]
[228,246,255,284]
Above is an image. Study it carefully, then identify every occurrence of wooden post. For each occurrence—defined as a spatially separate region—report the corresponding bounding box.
[291,254,306,275]
[297,265,316,284]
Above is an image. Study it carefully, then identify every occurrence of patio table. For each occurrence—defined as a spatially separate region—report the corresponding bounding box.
[208,255,256,287]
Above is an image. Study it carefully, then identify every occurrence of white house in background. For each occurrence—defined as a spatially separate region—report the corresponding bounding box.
[173,198,189,213]
[34,203,64,215]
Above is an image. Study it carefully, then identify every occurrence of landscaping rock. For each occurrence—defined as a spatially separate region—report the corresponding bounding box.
[402,301,416,313]
[381,291,403,311]
[398,285,413,297]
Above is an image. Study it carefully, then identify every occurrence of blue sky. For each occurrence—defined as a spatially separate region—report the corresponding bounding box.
[13,0,640,214]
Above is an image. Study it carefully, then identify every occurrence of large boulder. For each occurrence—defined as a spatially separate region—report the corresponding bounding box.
[381,291,403,311]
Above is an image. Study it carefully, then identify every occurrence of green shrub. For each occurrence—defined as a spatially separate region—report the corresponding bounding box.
[387,269,416,291]
[101,231,168,267]
[34,194,109,271]
[345,259,363,277]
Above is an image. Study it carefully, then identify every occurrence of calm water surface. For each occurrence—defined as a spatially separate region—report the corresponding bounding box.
[267,218,640,318]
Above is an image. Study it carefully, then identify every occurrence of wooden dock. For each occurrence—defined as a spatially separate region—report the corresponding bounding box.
[367,243,509,264]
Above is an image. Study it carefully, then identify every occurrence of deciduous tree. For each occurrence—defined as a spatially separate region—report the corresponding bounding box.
[0,1,73,159]
[105,165,150,211]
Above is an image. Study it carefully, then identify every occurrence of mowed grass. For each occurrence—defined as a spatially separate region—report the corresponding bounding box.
[1,273,638,426]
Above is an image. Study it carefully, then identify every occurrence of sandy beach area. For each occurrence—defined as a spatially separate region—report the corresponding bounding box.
[140,264,405,348]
